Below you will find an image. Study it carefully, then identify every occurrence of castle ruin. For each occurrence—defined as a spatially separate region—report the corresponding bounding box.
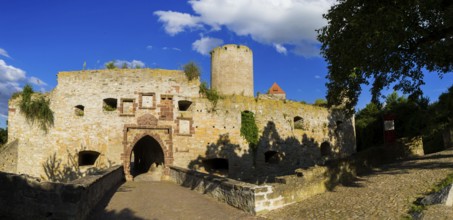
[2,44,356,183]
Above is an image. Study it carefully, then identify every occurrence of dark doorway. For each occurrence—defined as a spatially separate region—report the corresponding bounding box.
[202,158,229,175]
[264,151,280,164]
[320,141,332,156]
[130,135,165,177]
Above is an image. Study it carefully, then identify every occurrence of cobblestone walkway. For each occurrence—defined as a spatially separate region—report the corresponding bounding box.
[89,181,261,220]
[263,148,453,220]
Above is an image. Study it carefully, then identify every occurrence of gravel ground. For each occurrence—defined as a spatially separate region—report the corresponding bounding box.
[263,148,453,220]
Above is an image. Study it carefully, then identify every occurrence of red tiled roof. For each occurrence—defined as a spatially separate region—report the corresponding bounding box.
[268,82,285,94]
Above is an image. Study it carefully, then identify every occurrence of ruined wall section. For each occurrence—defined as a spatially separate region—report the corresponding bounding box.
[211,44,254,97]
[172,96,356,180]
[9,69,199,179]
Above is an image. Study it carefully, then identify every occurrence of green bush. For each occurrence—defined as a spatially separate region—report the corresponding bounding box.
[183,61,200,81]
[19,85,54,132]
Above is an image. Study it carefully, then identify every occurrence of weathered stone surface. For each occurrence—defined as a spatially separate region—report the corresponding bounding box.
[6,45,356,186]
[421,184,453,206]
[0,139,18,173]
[0,165,124,220]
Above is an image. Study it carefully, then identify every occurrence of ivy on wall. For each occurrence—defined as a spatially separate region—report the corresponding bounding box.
[240,111,259,149]
[18,85,54,132]
[200,82,221,111]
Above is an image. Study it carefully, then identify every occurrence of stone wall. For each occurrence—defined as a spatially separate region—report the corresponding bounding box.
[170,165,349,215]
[0,165,124,220]
[7,68,356,181]
[0,139,18,173]
[169,166,257,213]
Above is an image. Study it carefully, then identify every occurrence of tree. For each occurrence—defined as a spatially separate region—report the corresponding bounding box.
[0,127,7,146]
[183,61,200,81]
[318,0,453,115]
[313,98,328,107]
[105,61,116,69]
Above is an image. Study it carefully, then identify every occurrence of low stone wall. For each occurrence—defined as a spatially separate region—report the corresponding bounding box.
[0,139,18,173]
[169,166,333,214]
[169,166,257,213]
[0,165,124,220]
[170,147,406,215]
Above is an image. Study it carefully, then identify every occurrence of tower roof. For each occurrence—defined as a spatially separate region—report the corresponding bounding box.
[268,82,285,94]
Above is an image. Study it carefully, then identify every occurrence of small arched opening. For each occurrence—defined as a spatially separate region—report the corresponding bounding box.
[178,100,192,111]
[78,151,100,166]
[74,105,85,116]
[320,142,332,156]
[264,151,280,164]
[103,98,117,111]
[130,135,165,177]
[294,116,304,130]
[202,158,229,175]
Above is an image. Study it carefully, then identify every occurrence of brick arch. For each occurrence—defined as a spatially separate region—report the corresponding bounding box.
[123,132,173,180]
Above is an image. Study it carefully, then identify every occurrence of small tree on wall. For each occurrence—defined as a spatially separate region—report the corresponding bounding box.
[183,61,200,81]
[18,85,54,132]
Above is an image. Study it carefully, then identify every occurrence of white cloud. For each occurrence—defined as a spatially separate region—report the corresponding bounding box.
[28,76,48,86]
[0,59,48,120]
[0,48,10,58]
[314,75,321,79]
[154,10,203,36]
[0,60,26,82]
[111,60,146,68]
[155,0,335,57]
[274,43,287,55]
[162,47,182,51]
[192,36,224,55]
[146,45,153,50]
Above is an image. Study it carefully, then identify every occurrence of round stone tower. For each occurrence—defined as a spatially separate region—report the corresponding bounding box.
[211,44,254,97]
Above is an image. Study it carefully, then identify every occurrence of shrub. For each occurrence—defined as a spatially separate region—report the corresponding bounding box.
[183,61,200,81]
[19,85,54,132]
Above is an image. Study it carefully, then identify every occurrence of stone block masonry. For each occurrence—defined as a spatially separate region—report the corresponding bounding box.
[0,165,124,220]
[0,139,18,173]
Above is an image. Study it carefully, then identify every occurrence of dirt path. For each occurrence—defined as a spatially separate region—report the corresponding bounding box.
[263,148,453,219]
[89,181,261,220]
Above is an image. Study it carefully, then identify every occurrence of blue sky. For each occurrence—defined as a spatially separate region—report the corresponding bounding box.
[0,0,452,128]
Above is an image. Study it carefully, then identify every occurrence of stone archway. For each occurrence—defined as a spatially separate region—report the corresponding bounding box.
[129,135,165,177]
[122,114,174,181]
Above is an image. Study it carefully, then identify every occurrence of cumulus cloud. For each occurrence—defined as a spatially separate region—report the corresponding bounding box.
[274,44,288,55]
[111,60,146,68]
[154,10,203,36]
[0,48,10,58]
[0,60,26,82]
[0,59,47,121]
[192,36,224,55]
[155,0,335,57]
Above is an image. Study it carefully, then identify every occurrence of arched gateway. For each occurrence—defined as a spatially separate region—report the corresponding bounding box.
[122,114,173,181]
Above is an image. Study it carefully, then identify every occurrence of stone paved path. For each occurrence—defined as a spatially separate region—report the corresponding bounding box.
[263,148,453,220]
[89,181,261,220]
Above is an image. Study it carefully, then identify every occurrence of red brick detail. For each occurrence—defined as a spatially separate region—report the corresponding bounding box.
[8,108,16,113]
[174,117,194,136]
[268,82,285,94]
[122,124,174,181]
[138,92,156,110]
[119,98,136,116]
[158,95,174,121]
